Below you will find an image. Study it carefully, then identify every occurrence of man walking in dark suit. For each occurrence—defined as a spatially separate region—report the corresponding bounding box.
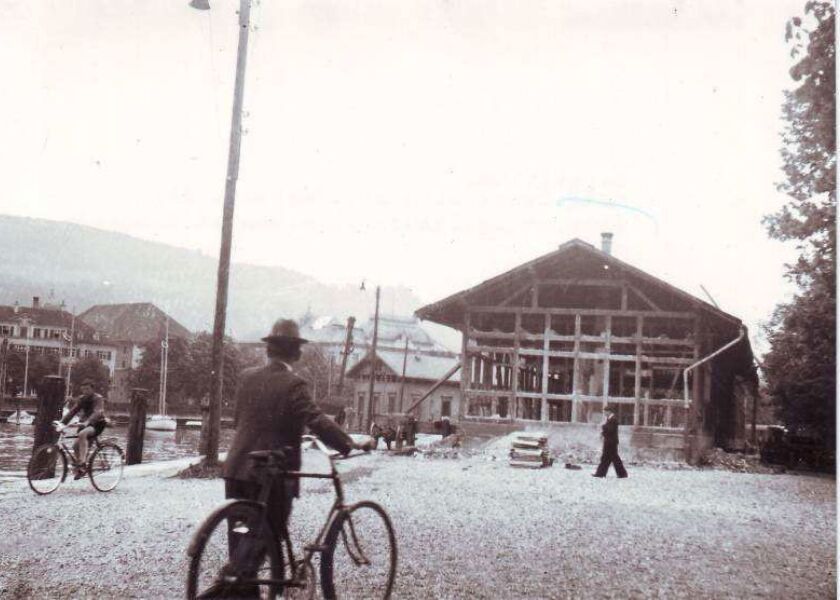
[223,318,371,576]
[593,408,628,478]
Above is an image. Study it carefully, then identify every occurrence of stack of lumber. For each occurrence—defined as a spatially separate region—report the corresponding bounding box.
[509,431,552,468]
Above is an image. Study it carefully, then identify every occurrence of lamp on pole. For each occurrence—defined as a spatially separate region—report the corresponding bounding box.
[191,0,252,464]
[364,284,381,432]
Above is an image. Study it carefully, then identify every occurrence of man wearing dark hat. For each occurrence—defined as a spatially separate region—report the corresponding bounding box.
[55,378,107,479]
[223,318,370,538]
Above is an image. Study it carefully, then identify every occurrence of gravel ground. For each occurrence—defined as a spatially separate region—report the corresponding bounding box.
[0,450,834,599]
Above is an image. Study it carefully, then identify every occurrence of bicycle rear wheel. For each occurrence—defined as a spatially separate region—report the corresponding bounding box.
[27,443,67,495]
[320,500,397,599]
[88,442,125,492]
[187,500,284,600]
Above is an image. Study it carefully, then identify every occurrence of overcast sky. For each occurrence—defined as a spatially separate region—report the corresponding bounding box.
[2,0,806,354]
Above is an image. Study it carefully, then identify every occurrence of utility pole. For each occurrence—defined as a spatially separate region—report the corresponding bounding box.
[198,0,252,465]
[398,336,409,412]
[0,337,8,409]
[365,286,381,431]
[65,309,76,394]
[336,316,356,394]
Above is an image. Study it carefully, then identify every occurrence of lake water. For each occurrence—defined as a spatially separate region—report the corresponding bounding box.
[0,422,234,472]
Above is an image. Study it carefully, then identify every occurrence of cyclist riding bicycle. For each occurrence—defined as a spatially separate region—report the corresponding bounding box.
[55,378,107,479]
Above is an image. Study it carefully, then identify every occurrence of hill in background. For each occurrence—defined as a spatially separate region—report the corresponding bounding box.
[0,215,438,344]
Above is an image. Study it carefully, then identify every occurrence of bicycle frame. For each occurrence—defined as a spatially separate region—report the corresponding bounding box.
[240,436,366,590]
[55,427,106,473]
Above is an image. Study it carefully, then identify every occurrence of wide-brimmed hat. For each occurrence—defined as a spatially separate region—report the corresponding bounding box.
[261,319,308,344]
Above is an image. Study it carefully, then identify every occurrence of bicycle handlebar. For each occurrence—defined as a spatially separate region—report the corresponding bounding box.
[301,434,371,462]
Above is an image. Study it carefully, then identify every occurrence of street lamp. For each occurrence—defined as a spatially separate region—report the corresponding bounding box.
[191,0,252,464]
[363,283,381,431]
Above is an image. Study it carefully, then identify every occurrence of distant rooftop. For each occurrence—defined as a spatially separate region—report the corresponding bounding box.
[78,302,191,343]
[347,348,461,383]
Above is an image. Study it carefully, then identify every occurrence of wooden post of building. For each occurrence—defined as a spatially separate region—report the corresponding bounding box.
[126,388,149,465]
[459,311,471,421]
[541,313,550,423]
[32,375,65,454]
[634,316,643,426]
[571,313,581,422]
[511,312,521,420]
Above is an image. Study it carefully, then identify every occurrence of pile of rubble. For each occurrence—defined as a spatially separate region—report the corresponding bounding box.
[698,448,777,474]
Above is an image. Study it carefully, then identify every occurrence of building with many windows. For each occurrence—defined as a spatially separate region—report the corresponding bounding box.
[0,297,117,395]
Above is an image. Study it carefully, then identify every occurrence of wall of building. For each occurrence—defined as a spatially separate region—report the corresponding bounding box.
[348,377,461,431]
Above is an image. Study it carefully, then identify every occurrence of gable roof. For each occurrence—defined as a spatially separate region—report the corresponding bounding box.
[0,305,100,341]
[78,303,191,343]
[416,238,742,331]
[346,349,461,384]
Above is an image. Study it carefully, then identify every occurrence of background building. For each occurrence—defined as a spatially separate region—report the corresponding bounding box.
[416,234,758,460]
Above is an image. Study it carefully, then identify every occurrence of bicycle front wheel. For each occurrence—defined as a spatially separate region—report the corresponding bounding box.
[88,442,124,492]
[27,443,67,495]
[320,501,397,600]
[187,500,284,600]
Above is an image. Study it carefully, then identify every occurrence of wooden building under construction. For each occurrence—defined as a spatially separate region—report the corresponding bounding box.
[416,234,758,459]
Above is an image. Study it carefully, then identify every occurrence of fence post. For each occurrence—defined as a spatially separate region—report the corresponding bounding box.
[32,375,65,453]
[127,388,149,465]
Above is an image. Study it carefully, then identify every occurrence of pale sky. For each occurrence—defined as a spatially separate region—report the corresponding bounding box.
[2,0,806,354]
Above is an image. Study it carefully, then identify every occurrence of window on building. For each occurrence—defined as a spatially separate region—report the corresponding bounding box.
[0,325,11,336]
[441,396,452,417]
[32,328,42,339]
[387,393,396,413]
[357,392,365,415]
[373,393,381,414]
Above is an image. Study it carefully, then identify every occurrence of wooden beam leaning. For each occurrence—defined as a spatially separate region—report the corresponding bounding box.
[405,362,463,415]
[628,284,661,311]
[500,282,533,307]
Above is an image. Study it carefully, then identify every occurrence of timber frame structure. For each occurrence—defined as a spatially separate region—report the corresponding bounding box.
[416,238,757,453]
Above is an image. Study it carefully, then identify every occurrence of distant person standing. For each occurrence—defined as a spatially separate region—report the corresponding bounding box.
[593,408,628,478]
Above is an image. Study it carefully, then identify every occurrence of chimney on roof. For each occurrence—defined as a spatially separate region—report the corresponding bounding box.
[13,301,19,314]
[32,296,40,309]
[601,232,613,255]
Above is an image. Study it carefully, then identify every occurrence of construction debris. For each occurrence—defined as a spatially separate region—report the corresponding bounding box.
[509,431,553,468]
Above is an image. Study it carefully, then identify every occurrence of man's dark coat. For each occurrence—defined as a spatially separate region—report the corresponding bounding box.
[223,359,354,496]
[594,414,628,478]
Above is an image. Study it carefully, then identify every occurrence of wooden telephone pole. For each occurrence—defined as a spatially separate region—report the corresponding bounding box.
[201,0,252,465]
[365,287,381,431]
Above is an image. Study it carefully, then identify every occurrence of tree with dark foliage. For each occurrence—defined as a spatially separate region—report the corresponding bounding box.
[131,332,243,410]
[69,355,111,396]
[763,1,835,446]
